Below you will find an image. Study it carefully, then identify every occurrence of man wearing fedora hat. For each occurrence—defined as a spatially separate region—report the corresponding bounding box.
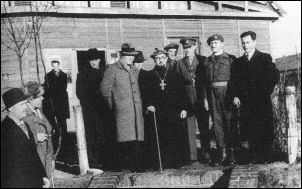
[139,48,190,169]
[23,81,54,179]
[76,48,110,169]
[133,51,146,71]
[101,43,144,171]
[1,88,49,188]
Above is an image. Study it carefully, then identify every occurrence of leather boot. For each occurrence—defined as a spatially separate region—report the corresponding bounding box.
[220,147,227,165]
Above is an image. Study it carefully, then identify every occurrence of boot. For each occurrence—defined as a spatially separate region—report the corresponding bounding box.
[220,147,227,165]
[200,148,211,164]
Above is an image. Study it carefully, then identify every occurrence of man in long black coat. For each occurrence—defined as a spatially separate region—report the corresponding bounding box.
[231,31,280,163]
[44,60,70,151]
[139,49,190,169]
[1,88,48,188]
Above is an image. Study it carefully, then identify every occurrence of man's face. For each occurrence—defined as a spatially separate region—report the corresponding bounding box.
[167,49,177,60]
[184,45,196,57]
[9,100,28,120]
[29,87,44,108]
[241,35,256,53]
[134,63,143,70]
[52,62,60,72]
[89,59,100,69]
[210,40,224,53]
[154,54,168,67]
[124,56,135,65]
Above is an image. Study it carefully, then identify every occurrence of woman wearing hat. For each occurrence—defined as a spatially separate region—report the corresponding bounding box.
[1,88,49,188]
[101,43,144,171]
[23,81,54,180]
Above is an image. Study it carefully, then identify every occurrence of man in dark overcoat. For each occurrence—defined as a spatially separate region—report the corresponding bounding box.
[44,60,70,151]
[231,31,280,164]
[1,88,49,188]
[139,48,190,169]
[76,48,110,169]
[175,37,210,164]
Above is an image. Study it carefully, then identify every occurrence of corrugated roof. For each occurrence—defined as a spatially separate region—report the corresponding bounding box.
[276,53,301,71]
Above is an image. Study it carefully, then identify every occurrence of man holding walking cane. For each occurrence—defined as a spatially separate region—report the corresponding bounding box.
[139,48,190,170]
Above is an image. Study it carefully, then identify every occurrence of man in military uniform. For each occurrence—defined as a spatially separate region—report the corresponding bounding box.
[232,31,279,164]
[203,34,237,165]
[175,38,209,164]
[164,43,179,69]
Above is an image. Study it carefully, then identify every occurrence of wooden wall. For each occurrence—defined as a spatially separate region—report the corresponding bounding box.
[1,16,271,122]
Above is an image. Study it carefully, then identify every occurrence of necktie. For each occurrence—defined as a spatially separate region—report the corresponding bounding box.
[35,107,42,119]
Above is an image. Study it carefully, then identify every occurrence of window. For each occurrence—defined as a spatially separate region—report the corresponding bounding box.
[110,1,129,8]
[14,1,31,6]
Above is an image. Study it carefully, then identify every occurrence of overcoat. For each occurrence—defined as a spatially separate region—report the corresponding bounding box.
[44,70,70,119]
[24,106,54,179]
[175,54,207,115]
[101,60,144,142]
[1,117,46,188]
[231,49,280,149]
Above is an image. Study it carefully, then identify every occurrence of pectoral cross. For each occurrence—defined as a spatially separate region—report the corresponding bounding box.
[192,78,195,87]
[159,80,166,91]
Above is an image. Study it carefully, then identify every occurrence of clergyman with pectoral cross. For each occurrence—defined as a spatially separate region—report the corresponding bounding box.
[139,48,190,169]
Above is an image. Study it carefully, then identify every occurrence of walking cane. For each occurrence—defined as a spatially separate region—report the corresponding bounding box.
[153,112,163,173]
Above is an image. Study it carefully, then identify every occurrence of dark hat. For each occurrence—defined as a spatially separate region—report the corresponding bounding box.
[180,38,197,48]
[150,48,168,59]
[207,34,224,45]
[23,81,43,100]
[87,48,100,60]
[2,88,29,110]
[164,43,179,51]
[133,51,147,63]
[119,43,139,56]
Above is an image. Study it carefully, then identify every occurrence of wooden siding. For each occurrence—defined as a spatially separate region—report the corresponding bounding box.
[1,16,272,124]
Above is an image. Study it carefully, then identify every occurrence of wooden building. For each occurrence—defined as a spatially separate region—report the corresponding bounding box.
[1,1,285,129]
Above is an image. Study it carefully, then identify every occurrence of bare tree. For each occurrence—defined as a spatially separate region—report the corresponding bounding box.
[1,2,33,87]
[2,2,61,187]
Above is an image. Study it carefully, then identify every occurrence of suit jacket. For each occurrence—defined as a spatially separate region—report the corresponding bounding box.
[44,70,70,118]
[231,49,280,106]
[1,117,46,188]
[175,54,207,115]
[24,106,54,179]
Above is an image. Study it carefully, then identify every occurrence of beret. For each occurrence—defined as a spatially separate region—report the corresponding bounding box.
[207,34,224,45]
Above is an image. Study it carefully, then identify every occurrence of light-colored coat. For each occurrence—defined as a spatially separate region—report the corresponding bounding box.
[101,60,144,142]
[24,106,53,179]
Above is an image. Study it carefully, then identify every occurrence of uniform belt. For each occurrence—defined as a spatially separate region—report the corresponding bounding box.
[211,81,228,87]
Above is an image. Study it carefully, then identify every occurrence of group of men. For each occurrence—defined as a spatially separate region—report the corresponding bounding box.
[1,30,280,187]
[77,30,280,171]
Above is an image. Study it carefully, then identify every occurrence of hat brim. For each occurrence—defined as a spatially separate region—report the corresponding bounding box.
[2,98,29,112]
[182,44,194,48]
[119,51,139,56]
